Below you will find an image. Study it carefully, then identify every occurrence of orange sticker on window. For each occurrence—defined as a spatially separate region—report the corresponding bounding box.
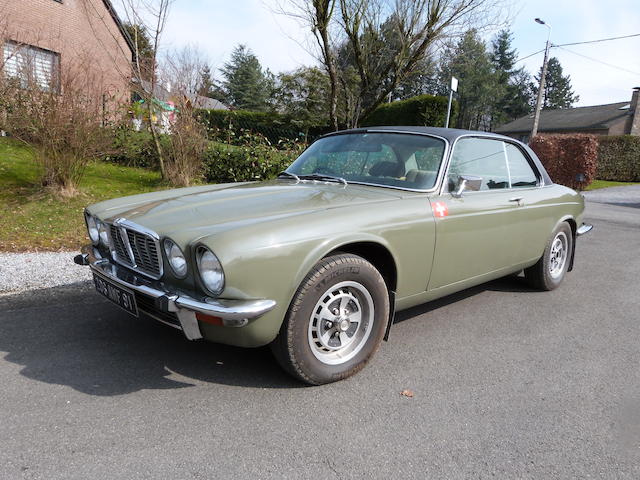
[433,201,449,218]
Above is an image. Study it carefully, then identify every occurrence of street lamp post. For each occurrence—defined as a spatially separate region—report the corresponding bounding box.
[530,18,552,141]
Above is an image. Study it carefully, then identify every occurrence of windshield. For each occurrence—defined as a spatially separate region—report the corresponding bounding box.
[286,133,446,190]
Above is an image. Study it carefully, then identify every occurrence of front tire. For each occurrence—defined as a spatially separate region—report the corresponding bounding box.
[525,222,573,291]
[271,253,389,385]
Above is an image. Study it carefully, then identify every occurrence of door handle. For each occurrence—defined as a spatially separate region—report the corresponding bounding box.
[509,196,523,205]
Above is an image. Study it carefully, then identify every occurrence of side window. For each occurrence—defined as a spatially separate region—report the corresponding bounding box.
[505,143,538,188]
[447,138,509,191]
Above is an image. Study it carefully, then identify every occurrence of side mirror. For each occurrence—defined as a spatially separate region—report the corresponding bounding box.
[452,175,482,198]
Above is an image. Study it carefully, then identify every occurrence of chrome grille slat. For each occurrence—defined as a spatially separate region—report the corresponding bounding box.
[108,220,162,279]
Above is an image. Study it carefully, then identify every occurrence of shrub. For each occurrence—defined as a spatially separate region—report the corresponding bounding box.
[1,55,118,196]
[361,94,456,127]
[106,129,166,169]
[203,139,304,184]
[164,104,209,187]
[529,134,599,190]
[597,135,640,182]
[197,109,324,144]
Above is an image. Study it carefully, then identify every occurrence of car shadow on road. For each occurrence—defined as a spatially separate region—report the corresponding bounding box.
[394,275,536,324]
[0,283,302,395]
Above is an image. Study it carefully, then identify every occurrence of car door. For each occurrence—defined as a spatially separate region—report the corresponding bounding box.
[502,141,555,265]
[427,136,517,290]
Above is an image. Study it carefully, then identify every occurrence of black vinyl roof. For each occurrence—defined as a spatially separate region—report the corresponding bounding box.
[324,126,513,142]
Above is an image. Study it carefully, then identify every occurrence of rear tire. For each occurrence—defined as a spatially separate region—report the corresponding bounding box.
[525,222,573,291]
[271,253,389,385]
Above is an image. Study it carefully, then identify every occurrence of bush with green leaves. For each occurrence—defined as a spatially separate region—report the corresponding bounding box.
[105,129,168,169]
[361,94,456,127]
[203,136,304,184]
[197,109,329,144]
[597,135,640,182]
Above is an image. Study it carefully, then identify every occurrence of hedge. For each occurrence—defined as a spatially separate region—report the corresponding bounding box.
[361,94,456,127]
[529,134,599,190]
[197,109,330,144]
[597,135,640,182]
[203,141,303,183]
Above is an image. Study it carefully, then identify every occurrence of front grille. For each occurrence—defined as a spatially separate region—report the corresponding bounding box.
[110,225,132,266]
[109,222,162,279]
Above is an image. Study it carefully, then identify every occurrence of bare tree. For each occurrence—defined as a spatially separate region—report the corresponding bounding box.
[158,46,210,186]
[117,0,173,179]
[281,0,506,127]
[1,53,119,196]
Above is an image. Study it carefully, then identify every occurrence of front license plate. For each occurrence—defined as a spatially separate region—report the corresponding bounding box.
[93,273,138,317]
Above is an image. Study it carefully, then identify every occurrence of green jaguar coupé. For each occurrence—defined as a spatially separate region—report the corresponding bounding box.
[75,127,592,384]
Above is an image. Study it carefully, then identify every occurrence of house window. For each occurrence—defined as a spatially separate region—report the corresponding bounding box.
[3,41,60,91]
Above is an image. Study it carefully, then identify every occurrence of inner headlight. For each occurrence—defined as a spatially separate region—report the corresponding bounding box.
[163,238,188,278]
[196,246,225,295]
[97,220,109,247]
[86,213,99,245]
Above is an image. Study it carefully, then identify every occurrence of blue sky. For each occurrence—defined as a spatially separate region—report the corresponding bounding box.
[150,0,640,106]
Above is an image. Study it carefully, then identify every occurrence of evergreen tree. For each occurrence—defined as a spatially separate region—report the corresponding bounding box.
[220,45,271,111]
[489,30,531,128]
[122,23,154,82]
[273,67,331,126]
[533,57,579,109]
[437,30,499,130]
[197,65,227,103]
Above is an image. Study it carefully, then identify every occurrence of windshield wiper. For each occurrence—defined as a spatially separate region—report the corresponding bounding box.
[298,174,348,185]
[277,171,300,181]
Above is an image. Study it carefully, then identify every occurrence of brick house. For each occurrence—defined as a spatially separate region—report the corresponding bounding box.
[1,0,134,101]
[496,88,640,143]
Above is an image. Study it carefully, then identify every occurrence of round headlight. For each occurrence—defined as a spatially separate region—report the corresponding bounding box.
[86,214,99,245]
[98,221,109,247]
[196,246,224,295]
[163,238,188,278]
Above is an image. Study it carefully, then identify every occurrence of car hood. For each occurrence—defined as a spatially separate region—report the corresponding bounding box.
[89,180,404,239]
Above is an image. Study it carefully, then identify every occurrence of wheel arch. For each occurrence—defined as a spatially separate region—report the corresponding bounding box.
[561,216,577,272]
[324,241,398,293]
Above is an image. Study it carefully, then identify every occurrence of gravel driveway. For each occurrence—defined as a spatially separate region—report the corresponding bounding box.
[0,252,91,295]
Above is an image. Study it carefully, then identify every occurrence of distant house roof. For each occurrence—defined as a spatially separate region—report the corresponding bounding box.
[186,94,229,110]
[495,102,630,134]
[137,80,229,110]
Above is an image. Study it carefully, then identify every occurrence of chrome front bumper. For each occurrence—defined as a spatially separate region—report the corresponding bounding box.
[577,223,593,236]
[75,245,276,340]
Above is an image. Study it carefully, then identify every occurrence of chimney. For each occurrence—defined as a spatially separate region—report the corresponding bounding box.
[628,87,640,135]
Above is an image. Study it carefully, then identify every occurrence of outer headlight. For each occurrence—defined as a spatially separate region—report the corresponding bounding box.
[163,238,188,278]
[86,213,99,245]
[196,246,225,295]
[97,220,109,247]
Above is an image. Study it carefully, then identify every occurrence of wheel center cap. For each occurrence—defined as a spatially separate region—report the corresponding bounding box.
[338,319,350,332]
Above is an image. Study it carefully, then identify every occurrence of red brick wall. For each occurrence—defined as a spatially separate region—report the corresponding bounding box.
[1,0,132,102]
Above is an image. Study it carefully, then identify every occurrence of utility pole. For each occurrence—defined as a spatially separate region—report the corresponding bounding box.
[445,76,458,128]
[530,18,552,140]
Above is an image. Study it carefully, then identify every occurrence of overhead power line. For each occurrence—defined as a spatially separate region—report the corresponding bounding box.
[555,33,640,47]
[515,48,545,63]
[557,46,640,76]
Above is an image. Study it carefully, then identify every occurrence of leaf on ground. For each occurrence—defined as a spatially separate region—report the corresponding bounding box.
[400,389,414,398]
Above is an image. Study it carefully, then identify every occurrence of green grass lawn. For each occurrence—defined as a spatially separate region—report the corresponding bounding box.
[585,179,640,191]
[0,138,166,251]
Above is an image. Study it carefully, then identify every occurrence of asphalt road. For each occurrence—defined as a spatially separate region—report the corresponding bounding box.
[1,200,639,479]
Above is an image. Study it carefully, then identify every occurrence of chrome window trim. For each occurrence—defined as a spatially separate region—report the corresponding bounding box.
[439,134,545,196]
[297,130,451,194]
[106,218,164,280]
